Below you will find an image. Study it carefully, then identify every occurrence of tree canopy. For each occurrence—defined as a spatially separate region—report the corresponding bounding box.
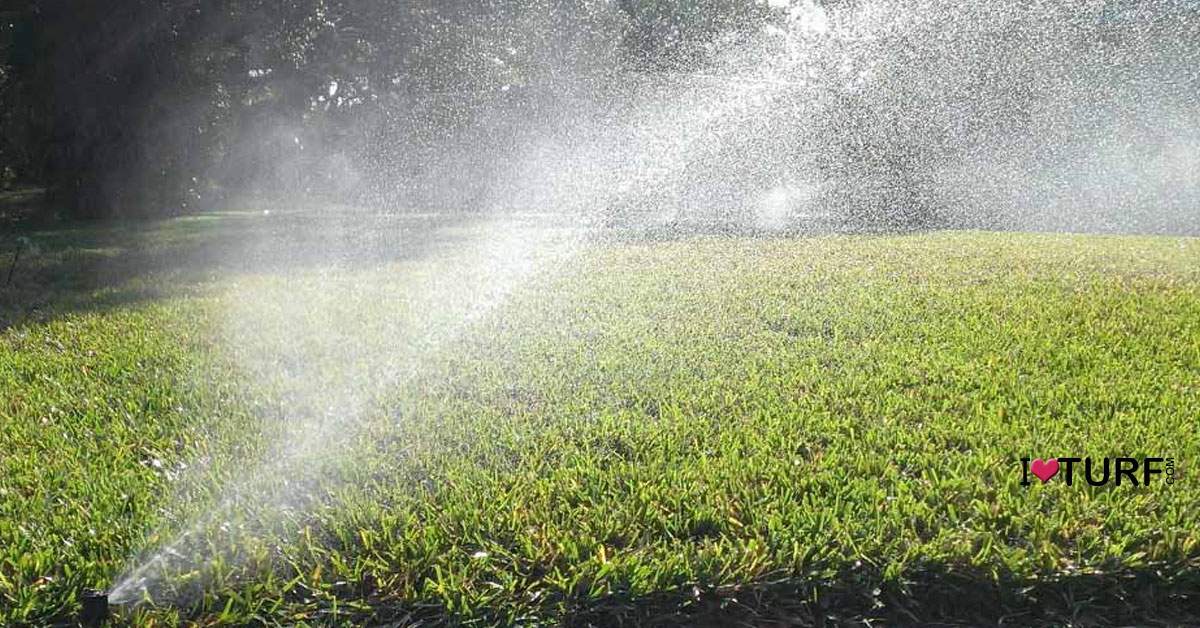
[1,1,776,218]
[2,1,1196,225]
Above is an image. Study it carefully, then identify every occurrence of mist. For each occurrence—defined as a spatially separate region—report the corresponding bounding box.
[92,0,1200,605]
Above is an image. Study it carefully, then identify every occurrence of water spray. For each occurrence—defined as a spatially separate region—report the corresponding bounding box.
[99,0,1200,616]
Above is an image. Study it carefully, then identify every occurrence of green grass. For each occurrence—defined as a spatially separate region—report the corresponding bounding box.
[1,218,1199,625]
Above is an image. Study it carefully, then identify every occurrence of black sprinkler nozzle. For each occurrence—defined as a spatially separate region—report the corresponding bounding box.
[80,589,109,626]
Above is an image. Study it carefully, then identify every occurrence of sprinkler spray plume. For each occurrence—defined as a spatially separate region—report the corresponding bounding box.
[102,0,1200,613]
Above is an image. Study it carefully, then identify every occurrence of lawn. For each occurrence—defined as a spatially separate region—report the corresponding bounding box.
[1,216,1198,625]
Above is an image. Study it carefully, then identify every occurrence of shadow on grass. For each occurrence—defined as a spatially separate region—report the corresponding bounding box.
[357,565,1200,627]
[558,564,1200,627]
[0,209,483,329]
[224,562,1200,627]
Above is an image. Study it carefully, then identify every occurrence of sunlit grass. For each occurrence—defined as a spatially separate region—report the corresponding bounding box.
[1,226,1198,625]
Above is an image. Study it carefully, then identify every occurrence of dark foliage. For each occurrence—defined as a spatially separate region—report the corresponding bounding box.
[0,1,767,220]
[2,1,1196,227]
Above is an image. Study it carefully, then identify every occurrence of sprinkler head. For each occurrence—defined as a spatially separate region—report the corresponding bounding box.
[80,589,109,626]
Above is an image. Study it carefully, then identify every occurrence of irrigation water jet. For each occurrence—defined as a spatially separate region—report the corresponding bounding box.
[101,0,1200,615]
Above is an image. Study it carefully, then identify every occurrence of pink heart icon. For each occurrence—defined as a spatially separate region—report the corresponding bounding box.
[1031,458,1060,483]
